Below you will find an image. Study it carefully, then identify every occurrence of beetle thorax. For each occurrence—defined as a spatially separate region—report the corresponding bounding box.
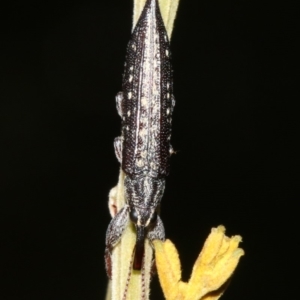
[124,175,165,225]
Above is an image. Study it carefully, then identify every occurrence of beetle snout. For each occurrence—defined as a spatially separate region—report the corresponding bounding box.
[133,224,145,270]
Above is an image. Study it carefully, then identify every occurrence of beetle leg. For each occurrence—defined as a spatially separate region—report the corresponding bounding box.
[147,216,165,277]
[108,186,118,217]
[171,94,175,112]
[116,91,124,117]
[169,145,176,155]
[147,215,165,243]
[105,204,130,278]
[114,136,123,163]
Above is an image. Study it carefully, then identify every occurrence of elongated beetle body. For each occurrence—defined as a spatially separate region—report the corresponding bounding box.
[105,0,175,276]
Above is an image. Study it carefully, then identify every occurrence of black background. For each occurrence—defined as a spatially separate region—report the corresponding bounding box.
[1,0,298,299]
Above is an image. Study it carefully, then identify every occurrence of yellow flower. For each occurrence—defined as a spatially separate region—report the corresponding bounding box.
[153,226,244,300]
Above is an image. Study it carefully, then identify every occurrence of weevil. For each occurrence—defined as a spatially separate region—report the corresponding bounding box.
[105,0,175,277]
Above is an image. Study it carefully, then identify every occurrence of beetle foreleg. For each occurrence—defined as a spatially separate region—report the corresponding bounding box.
[146,215,165,277]
[105,204,130,278]
[147,215,165,243]
[114,136,123,163]
[116,91,124,117]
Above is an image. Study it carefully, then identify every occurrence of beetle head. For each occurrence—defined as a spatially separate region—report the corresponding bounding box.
[124,175,165,269]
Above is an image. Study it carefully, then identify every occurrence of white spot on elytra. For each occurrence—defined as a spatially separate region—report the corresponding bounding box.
[164,34,168,41]
[127,110,131,117]
[137,159,144,167]
[150,162,157,170]
[141,150,147,158]
[129,75,133,82]
[132,43,136,51]
[128,92,132,99]
[167,83,170,89]
[151,125,158,132]
[166,50,169,57]
[167,108,170,115]
[141,97,147,107]
[139,128,147,137]
[126,126,129,130]
[167,93,170,99]
[130,66,133,71]
[152,103,159,113]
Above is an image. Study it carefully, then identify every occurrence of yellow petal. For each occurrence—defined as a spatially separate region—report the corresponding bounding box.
[185,226,244,300]
[205,237,244,291]
[153,239,184,299]
[196,226,226,266]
